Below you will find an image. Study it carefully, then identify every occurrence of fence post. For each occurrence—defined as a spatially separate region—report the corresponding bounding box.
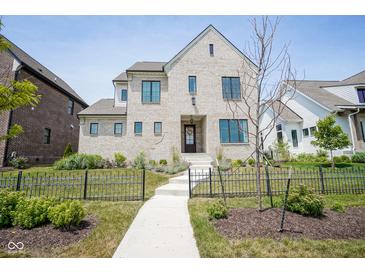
[209,167,212,197]
[217,166,227,206]
[319,165,325,194]
[279,168,292,232]
[83,170,88,199]
[16,171,22,191]
[265,164,273,208]
[142,168,146,201]
[188,168,192,198]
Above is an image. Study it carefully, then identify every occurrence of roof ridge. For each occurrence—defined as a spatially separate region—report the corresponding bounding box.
[342,69,365,82]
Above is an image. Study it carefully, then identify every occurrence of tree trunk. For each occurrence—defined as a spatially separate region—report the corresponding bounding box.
[255,126,263,211]
[330,150,334,168]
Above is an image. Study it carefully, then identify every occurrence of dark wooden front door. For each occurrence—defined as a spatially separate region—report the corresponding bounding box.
[184,125,196,153]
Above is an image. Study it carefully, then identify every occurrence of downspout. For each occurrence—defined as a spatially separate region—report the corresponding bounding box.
[348,108,360,153]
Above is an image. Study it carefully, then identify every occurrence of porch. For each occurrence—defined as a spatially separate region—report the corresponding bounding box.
[180,115,207,153]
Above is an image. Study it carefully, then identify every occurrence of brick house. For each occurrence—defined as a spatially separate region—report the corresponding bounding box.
[0,36,88,166]
[78,25,257,162]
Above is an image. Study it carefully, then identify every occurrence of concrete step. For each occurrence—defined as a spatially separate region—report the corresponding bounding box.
[155,183,189,196]
[189,165,213,171]
[188,160,212,166]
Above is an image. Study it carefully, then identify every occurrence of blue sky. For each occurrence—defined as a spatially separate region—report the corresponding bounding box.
[2,16,365,105]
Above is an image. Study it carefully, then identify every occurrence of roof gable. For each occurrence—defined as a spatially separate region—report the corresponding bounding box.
[164,25,257,72]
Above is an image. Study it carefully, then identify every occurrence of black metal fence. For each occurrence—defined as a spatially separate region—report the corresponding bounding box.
[188,166,365,198]
[0,169,146,201]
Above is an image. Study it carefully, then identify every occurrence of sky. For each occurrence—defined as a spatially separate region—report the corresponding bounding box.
[1,16,365,105]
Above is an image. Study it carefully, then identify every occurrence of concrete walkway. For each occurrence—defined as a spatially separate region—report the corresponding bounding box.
[113,154,212,258]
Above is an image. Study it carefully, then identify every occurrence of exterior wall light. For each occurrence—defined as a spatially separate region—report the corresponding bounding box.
[192,96,196,106]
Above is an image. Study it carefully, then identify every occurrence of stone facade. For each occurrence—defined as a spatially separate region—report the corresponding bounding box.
[79,27,257,162]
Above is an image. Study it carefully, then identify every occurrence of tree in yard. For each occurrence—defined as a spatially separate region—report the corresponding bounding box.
[311,115,351,168]
[0,19,40,141]
[226,16,297,210]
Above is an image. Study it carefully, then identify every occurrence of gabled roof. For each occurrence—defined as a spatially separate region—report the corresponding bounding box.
[126,61,166,72]
[2,35,88,107]
[164,25,257,72]
[321,69,365,87]
[271,100,303,122]
[78,99,126,116]
[287,80,353,111]
[113,71,128,82]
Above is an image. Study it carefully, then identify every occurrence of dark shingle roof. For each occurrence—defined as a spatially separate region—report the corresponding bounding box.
[288,80,353,111]
[126,61,166,72]
[3,36,87,106]
[78,99,126,116]
[113,71,128,82]
[271,100,302,122]
[339,70,365,85]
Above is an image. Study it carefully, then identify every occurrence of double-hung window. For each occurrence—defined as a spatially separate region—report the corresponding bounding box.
[43,128,51,144]
[67,99,74,115]
[114,123,123,135]
[291,130,298,148]
[188,76,197,94]
[134,122,142,135]
[121,89,128,101]
[90,123,98,135]
[154,122,162,135]
[276,124,283,142]
[142,81,160,103]
[310,126,316,136]
[222,77,241,100]
[303,128,309,137]
[209,44,214,56]
[357,88,365,103]
[219,119,248,144]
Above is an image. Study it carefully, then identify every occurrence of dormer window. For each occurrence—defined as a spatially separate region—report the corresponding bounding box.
[357,88,365,103]
[209,44,214,56]
[121,89,128,101]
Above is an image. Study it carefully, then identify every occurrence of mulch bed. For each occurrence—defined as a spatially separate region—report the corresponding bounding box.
[0,215,97,254]
[214,207,365,240]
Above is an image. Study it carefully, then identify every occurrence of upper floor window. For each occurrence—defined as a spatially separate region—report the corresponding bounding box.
[291,129,298,148]
[357,88,365,103]
[276,124,283,142]
[142,81,160,103]
[43,128,51,144]
[154,122,162,135]
[219,119,248,144]
[310,126,316,136]
[134,122,142,135]
[114,123,123,135]
[303,128,309,137]
[209,44,214,56]
[67,99,74,115]
[188,76,197,95]
[222,77,241,100]
[121,89,128,101]
[360,121,365,142]
[90,123,98,135]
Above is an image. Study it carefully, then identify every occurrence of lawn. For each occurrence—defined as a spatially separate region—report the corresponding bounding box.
[0,166,169,258]
[188,194,365,257]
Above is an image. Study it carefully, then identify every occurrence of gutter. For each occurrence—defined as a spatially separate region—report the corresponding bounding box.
[348,108,361,153]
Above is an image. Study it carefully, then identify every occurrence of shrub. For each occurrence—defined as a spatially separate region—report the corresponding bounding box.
[216,147,224,162]
[0,190,25,228]
[293,153,328,163]
[9,156,28,169]
[218,158,231,171]
[331,202,345,213]
[351,152,365,163]
[48,200,85,229]
[12,197,56,229]
[133,151,147,169]
[149,160,157,167]
[172,146,180,164]
[53,153,104,170]
[286,185,324,217]
[271,141,291,161]
[207,200,228,220]
[231,159,243,168]
[247,158,255,166]
[63,143,74,158]
[162,161,189,174]
[316,149,328,158]
[159,159,167,166]
[333,155,351,164]
[114,152,127,167]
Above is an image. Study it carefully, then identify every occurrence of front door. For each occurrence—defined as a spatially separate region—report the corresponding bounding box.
[184,125,196,153]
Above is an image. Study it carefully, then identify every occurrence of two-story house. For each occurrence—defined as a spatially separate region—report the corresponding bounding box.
[0,36,88,166]
[261,70,365,157]
[78,25,257,162]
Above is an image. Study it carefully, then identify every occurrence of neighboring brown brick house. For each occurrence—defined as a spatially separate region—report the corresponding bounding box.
[0,36,88,166]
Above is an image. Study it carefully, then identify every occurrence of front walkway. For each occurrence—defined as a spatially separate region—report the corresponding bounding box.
[112,174,200,258]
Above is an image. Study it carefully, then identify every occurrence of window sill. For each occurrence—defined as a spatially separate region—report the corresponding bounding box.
[90,134,98,137]
[154,133,162,136]
[223,98,242,101]
[114,134,123,137]
[141,102,160,105]
[221,142,250,146]
[135,133,142,136]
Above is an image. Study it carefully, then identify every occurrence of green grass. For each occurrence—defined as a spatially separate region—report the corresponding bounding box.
[280,162,365,168]
[188,194,365,258]
[0,167,168,258]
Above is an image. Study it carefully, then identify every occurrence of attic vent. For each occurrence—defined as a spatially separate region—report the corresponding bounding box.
[54,77,57,82]
[38,68,43,72]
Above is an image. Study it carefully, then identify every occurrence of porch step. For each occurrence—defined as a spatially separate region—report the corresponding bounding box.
[155,183,189,196]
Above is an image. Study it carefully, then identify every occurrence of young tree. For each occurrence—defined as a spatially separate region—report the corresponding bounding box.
[226,16,297,210]
[0,19,40,141]
[311,115,351,168]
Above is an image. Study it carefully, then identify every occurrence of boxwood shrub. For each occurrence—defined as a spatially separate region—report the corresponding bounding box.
[54,153,104,170]
[286,185,324,217]
[0,190,25,228]
[48,200,85,229]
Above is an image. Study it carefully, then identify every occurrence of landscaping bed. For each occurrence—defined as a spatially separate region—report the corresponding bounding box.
[0,215,97,255]
[214,207,365,240]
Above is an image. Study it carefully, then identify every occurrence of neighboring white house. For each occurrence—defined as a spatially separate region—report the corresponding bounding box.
[261,71,365,157]
[78,25,257,162]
